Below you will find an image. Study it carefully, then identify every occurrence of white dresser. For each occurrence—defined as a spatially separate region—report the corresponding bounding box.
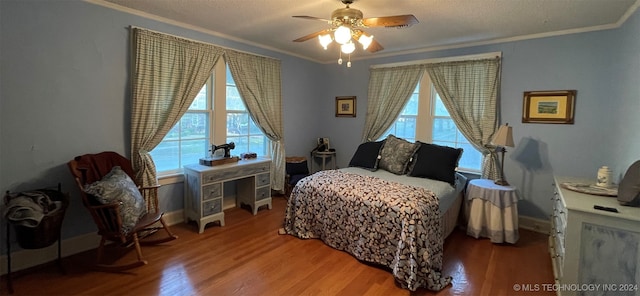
[183,158,272,233]
[551,176,640,296]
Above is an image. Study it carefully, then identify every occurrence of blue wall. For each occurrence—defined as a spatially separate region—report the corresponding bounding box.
[1,0,638,252]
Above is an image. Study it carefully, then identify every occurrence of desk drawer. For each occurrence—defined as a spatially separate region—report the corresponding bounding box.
[202,162,270,184]
[256,186,271,201]
[202,183,222,201]
[202,198,222,217]
[256,173,270,187]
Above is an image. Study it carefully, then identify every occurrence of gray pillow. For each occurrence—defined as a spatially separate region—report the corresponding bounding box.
[378,135,420,175]
[84,166,147,235]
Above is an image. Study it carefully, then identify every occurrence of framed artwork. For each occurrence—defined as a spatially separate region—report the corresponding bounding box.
[335,96,356,117]
[522,90,576,124]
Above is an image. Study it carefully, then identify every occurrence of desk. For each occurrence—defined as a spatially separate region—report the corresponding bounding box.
[466,179,519,243]
[183,158,271,233]
[311,151,336,172]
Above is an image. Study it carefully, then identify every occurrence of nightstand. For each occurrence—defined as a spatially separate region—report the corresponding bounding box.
[466,178,519,243]
[311,151,336,172]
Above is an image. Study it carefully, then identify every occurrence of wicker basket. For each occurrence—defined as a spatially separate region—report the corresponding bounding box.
[6,189,69,249]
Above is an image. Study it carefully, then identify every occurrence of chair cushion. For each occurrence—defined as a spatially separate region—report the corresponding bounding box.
[348,140,385,171]
[378,135,420,175]
[286,161,309,176]
[408,142,463,185]
[288,174,307,186]
[84,166,148,234]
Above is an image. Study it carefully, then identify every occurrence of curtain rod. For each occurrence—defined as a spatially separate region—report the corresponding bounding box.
[129,25,279,61]
[370,51,502,69]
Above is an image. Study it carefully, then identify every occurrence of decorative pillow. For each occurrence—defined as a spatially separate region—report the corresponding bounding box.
[84,166,147,235]
[348,140,385,171]
[408,142,463,185]
[378,135,420,175]
[286,161,309,176]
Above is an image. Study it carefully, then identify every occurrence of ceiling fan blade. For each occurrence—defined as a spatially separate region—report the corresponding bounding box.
[292,15,331,23]
[293,29,332,42]
[366,39,384,53]
[362,15,418,28]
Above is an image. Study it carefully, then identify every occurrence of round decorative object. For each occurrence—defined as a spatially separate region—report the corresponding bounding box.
[618,160,640,206]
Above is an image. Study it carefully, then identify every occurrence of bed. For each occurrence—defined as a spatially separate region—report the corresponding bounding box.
[282,135,467,291]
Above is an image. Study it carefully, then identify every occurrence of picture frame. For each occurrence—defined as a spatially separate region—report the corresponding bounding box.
[335,96,356,117]
[522,90,576,124]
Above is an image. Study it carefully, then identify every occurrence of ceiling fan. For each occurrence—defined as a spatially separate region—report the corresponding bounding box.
[292,0,418,66]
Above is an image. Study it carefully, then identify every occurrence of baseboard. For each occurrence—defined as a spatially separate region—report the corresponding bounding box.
[519,215,550,234]
[0,209,185,276]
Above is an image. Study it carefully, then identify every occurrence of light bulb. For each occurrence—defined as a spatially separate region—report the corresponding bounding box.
[334,26,352,44]
[338,58,343,65]
[318,34,332,50]
[341,42,355,54]
[347,61,352,67]
[358,34,373,50]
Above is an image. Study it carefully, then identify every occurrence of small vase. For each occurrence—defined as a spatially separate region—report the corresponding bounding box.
[596,166,612,188]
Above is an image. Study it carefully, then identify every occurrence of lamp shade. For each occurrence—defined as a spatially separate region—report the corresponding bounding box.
[492,124,514,147]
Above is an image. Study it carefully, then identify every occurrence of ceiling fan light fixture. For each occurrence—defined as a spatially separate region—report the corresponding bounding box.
[341,41,356,54]
[334,25,352,44]
[318,34,333,49]
[358,34,373,50]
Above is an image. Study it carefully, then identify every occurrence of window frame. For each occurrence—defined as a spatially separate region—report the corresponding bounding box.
[152,62,270,178]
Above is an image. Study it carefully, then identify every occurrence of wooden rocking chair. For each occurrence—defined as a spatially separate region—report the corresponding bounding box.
[67,151,177,272]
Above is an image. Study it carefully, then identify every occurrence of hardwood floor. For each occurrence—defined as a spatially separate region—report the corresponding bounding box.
[2,196,555,295]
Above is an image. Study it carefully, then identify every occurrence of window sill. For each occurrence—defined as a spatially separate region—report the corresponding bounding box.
[158,172,184,185]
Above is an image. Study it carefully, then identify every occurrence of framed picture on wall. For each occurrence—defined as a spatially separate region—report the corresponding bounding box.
[335,96,356,117]
[522,90,576,124]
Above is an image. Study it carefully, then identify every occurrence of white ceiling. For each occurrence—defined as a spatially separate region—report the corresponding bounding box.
[95,0,639,63]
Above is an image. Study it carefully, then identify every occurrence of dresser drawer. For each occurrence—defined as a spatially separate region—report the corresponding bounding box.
[256,173,270,187]
[202,198,222,217]
[256,186,271,201]
[202,183,222,201]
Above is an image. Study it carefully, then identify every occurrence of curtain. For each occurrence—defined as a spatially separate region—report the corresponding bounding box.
[224,50,285,192]
[361,65,424,142]
[131,28,223,187]
[426,58,501,179]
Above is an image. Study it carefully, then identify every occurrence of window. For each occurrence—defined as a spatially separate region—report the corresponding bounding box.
[150,63,269,174]
[380,75,482,172]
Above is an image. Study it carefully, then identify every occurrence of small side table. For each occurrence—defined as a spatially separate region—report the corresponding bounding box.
[466,179,519,243]
[311,151,336,173]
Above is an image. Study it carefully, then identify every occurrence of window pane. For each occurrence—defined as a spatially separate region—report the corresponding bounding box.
[393,116,416,141]
[164,124,180,141]
[189,85,207,110]
[401,93,419,116]
[180,113,208,139]
[226,67,236,86]
[249,135,268,155]
[182,139,208,165]
[227,113,249,136]
[249,118,262,135]
[434,94,449,117]
[227,136,248,155]
[432,118,457,142]
[226,86,245,111]
[150,141,179,172]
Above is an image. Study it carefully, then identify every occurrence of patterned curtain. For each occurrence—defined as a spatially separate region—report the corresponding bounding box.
[224,50,285,192]
[362,65,424,142]
[131,28,223,186]
[426,58,502,179]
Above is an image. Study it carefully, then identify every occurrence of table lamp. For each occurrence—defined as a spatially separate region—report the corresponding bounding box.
[491,123,514,186]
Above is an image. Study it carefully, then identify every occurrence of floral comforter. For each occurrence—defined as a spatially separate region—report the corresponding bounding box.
[283,170,451,291]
